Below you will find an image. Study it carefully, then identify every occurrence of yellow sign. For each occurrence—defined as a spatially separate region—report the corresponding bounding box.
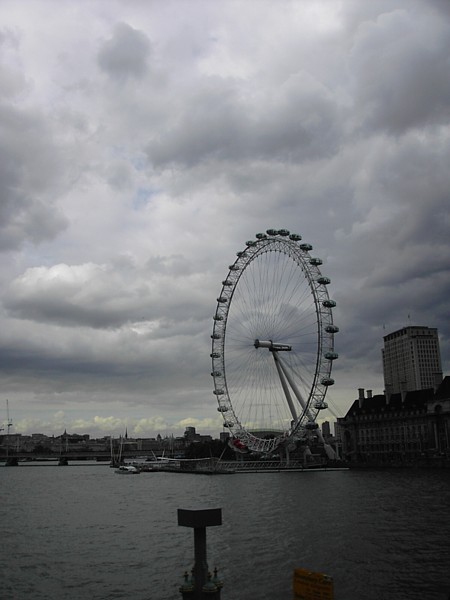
[293,568,334,600]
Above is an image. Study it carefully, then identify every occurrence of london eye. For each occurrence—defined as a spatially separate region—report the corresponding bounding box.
[210,229,338,455]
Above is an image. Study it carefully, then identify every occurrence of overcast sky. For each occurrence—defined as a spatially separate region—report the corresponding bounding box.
[1,0,449,439]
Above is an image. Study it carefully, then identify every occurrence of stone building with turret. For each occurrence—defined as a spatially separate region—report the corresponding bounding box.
[337,377,450,465]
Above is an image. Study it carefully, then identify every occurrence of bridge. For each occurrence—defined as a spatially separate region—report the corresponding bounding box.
[1,449,168,463]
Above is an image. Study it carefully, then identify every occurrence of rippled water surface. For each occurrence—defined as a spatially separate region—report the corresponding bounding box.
[1,464,450,599]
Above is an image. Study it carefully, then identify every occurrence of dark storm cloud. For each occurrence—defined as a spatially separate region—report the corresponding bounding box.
[97,22,151,81]
[145,73,342,168]
[348,3,450,134]
[0,335,210,403]
[0,29,70,251]
[0,103,68,251]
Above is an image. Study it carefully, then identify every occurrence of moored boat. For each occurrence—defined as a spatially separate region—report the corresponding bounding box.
[115,465,140,474]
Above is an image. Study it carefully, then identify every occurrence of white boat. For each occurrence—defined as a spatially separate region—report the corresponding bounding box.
[111,434,141,473]
[114,465,140,474]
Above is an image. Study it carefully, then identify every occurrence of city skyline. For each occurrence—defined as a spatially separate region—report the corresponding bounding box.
[2,323,446,440]
[0,1,449,438]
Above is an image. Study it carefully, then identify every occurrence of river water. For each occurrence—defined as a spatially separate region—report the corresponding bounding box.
[1,464,449,600]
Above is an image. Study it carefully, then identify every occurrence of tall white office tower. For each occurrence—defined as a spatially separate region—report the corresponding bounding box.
[382,326,442,394]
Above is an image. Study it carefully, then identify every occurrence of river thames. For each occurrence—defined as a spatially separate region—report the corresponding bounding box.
[1,464,450,600]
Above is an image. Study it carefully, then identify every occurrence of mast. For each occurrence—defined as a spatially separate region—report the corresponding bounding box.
[4,399,17,465]
[118,435,124,464]
[6,399,12,459]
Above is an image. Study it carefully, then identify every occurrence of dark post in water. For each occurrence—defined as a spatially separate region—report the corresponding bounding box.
[177,508,223,599]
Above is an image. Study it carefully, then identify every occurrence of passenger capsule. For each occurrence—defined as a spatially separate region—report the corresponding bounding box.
[222,280,233,286]
[223,421,234,428]
[322,299,336,308]
[324,351,338,360]
[236,251,246,257]
[309,257,323,266]
[211,333,221,339]
[217,297,228,303]
[289,233,302,241]
[245,240,256,247]
[217,405,228,412]
[277,229,290,236]
[300,243,313,251]
[266,228,278,236]
[231,438,247,451]
[211,371,222,377]
[213,315,223,321]
[321,377,335,386]
[255,232,267,239]
[213,389,224,395]
[317,276,331,285]
[325,325,339,333]
[229,265,240,271]
[210,352,221,358]
[314,401,328,410]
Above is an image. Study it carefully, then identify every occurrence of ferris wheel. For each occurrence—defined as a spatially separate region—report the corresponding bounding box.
[210,229,338,455]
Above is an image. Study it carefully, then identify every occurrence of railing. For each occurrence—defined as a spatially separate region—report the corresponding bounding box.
[218,459,325,472]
